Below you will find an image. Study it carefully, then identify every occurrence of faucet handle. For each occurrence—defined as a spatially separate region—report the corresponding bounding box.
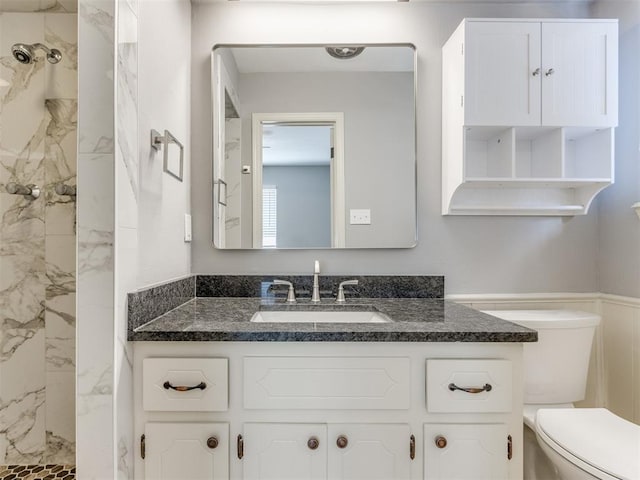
[272,279,296,304]
[336,279,359,303]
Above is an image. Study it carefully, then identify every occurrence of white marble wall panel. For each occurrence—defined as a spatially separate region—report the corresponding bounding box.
[0,11,78,465]
[115,0,137,477]
[76,394,113,478]
[44,234,75,371]
[0,330,46,463]
[77,152,113,396]
[116,0,137,206]
[44,99,77,236]
[45,292,75,371]
[78,0,114,154]
[44,371,75,463]
[57,0,79,13]
[224,118,241,247]
[0,1,78,13]
[45,14,78,99]
[76,0,116,476]
[44,14,77,464]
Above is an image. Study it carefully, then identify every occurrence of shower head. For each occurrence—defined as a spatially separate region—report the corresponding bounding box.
[11,43,62,65]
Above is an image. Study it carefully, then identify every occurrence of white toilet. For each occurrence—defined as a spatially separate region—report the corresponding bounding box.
[484,310,640,480]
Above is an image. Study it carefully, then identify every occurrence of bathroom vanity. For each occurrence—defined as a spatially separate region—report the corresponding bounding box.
[129,276,536,480]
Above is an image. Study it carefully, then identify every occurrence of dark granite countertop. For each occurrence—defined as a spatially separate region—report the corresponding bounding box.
[130,297,537,342]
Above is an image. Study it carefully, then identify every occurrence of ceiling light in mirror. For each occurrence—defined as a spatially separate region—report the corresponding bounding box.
[325,46,365,59]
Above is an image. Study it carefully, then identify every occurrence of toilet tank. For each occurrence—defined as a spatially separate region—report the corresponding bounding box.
[482,310,600,404]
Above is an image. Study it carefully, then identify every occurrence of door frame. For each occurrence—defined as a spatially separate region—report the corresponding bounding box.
[251,112,345,248]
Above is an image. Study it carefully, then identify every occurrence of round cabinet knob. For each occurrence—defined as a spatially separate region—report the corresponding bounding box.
[207,436,219,449]
[336,435,349,449]
[435,436,447,449]
[307,437,320,450]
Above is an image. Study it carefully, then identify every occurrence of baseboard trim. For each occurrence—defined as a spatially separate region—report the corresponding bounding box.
[445,292,599,303]
[599,293,640,308]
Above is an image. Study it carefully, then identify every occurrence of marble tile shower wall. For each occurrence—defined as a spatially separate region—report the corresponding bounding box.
[0,12,77,464]
[115,0,138,477]
[76,0,115,477]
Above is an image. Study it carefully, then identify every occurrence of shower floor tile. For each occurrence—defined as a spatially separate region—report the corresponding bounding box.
[0,465,75,479]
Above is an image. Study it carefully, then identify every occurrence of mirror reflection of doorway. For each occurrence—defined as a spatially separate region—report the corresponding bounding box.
[252,113,345,248]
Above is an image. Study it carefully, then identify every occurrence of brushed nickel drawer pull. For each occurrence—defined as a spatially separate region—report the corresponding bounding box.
[237,435,244,459]
[163,381,207,392]
[410,435,415,460]
[448,382,492,394]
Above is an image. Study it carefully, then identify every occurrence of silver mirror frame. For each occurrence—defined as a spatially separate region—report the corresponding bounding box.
[210,43,418,250]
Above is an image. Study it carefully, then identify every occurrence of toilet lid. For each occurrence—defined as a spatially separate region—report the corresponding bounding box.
[536,408,640,480]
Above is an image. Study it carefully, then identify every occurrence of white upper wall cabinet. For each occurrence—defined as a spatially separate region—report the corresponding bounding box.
[541,22,618,127]
[442,18,618,216]
[464,20,618,127]
[465,22,542,126]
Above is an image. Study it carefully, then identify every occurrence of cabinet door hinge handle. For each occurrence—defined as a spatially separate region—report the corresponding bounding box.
[141,434,146,460]
[410,435,416,460]
[507,434,513,460]
[237,434,244,459]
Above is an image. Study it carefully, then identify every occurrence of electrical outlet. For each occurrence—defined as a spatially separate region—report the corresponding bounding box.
[350,209,371,225]
[184,214,192,242]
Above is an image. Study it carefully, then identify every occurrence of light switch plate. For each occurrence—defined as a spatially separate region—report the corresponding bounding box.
[350,209,371,225]
[184,214,192,242]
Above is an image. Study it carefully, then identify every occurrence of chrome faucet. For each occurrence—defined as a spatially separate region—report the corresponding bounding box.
[311,260,321,303]
[272,279,296,303]
[336,280,359,303]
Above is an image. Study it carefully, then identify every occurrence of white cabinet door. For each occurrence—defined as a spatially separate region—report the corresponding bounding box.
[423,424,508,480]
[243,423,327,480]
[328,424,411,480]
[465,22,541,126]
[541,22,618,127]
[144,423,229,480]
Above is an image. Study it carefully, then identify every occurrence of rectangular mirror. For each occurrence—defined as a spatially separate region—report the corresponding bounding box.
[211,44,416,249]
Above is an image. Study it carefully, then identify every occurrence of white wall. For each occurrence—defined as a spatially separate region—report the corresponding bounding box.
[592,0,640,299]
[238,71,415,248]
[191,1,602,294]
[138,0,191,288]
[263,165,332,248]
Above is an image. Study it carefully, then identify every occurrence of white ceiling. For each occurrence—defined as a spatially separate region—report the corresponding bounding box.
[230,46,414,73]
[262,125,332,167]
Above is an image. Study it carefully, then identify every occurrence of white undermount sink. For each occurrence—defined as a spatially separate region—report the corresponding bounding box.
[250,310,392,324]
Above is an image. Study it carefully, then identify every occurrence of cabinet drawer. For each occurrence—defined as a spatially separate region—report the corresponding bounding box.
[143,358,228,412]
[426,359,512,413]
[244,356,410,410]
